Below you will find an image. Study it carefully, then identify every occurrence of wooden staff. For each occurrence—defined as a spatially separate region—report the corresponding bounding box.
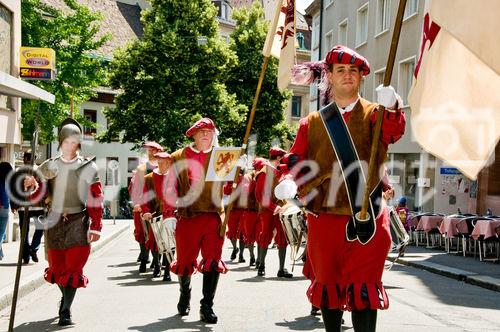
[9,112,40,332]
[359,0,408,221]
[219,56,270,237]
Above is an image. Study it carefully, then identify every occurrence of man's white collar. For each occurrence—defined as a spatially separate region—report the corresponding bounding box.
[338,97,360,114]
[189,143,213,154]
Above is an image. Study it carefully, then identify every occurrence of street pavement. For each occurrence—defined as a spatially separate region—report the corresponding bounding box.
[0,219,130,312]
[0,223,499,332]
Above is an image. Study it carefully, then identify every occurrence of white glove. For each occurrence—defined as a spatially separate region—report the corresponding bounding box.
[376,84,398,109]
[164,217,177,231]
[236,154,248,169]
[274,179,298,200]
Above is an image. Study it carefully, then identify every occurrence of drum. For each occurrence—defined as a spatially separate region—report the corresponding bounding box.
[388,206,410,253]
[279,203,307,246]
[150,216,176,263]
[279,203,307,270]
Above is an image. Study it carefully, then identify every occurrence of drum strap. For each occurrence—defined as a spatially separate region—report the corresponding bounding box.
[319,103,382,238]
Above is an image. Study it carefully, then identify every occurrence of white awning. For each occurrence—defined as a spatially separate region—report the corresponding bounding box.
[0,71,55,103]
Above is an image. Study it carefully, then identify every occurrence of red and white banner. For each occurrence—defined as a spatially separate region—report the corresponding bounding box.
[409,0,500,180]
[262,0,296,91]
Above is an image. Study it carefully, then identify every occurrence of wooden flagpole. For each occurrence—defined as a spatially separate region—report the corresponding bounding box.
[9,105,41,332]
[359,0,408,220]
[219,55,270,237]
[219,0,286,237]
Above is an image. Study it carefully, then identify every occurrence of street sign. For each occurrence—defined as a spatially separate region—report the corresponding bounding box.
[19,47,56,80]
[440,167,461,175]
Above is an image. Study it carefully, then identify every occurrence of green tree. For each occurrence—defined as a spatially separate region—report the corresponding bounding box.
[21,0,110,143]
[99,0,247,150]
[226,2,293,156]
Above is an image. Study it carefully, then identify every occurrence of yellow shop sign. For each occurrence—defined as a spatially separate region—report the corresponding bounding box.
[20,47,56,80]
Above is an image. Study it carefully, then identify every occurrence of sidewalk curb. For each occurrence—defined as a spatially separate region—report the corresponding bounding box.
[387,255,500,292]
[0,223,130,312]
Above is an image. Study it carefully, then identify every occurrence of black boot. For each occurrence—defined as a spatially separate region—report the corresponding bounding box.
[57,285,64,315]
[163,261,171,282]
[230,239,238,261]
[58,287,76,326]
[238,239,246,263]
[351,309,377,332]
[248,244,256,266]
[139,244,150,263]
[177,276,191,316]
[277,247,293,278]
[257,264,265,276]
[139,259,147,273]
[257,247,267,275]
[161,253,168,269]
[200,271,220,324]
[153,264,161,278]
[152,253,161,277]
[321,308,344,332]
[255,247,262,269]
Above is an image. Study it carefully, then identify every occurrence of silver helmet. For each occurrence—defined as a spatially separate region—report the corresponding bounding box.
[58,118,82,147]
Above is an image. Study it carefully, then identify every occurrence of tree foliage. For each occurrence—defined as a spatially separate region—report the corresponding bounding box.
[226,2,293,156]
[21,0,109,143]
[99,0,247,150]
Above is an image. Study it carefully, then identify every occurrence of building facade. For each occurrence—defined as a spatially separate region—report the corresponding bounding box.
[0,0,54,241]
[305,0,499,215]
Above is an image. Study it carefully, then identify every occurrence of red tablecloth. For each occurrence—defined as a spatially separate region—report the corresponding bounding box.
[471,219,500,240]
[416,215,444,233]
[439,217,468,238]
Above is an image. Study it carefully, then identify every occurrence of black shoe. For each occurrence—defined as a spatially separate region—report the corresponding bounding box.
[22,256,30,264]
[139,260,147,273]
[58,309,73,326]
[310,306,321,316]
[257,264,265,276]
[30,249,39,263]
[178,302,190,316]
[230,248,239,261]
[200,305,218,324]
[249,257,256,266]
[238,255,245,263]
[153,265,161,278]
[277,269,293,278]
[163,272,171,282]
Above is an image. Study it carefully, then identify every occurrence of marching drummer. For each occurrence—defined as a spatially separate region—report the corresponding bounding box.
[223,172,247,263]
[129,141,163,272]
[253,148,293,279]
[141,152,174,281]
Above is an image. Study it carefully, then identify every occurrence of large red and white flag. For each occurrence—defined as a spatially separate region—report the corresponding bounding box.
[409,0,500,180]
[262,0,296,91]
